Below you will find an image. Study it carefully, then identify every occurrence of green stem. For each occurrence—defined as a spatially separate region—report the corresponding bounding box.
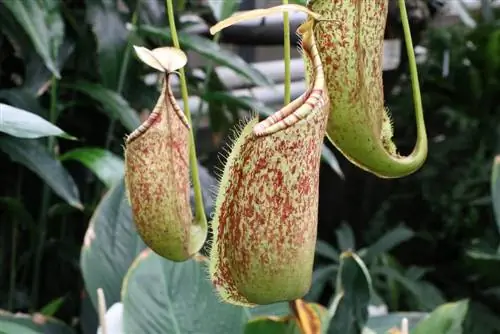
[104,0,142,149]
[283,0,291,105]
[165,0,207,228]
[9,168,23,311]
[398,0,424,139]
[31,76,58,311]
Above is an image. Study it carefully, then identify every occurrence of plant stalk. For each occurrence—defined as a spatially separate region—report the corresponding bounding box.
[31,76,58,311]
[398,0,424,130]
[165,0,207,228]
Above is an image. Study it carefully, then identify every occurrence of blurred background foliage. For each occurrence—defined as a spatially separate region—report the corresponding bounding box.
[0,0,500,333]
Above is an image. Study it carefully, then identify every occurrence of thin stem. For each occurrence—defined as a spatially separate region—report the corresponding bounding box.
[398,0,425,140]
[283,0,291,105]
[104,1,142,149]
[165,0,207,227]
[9,168,23,311]
[31,76,58,311]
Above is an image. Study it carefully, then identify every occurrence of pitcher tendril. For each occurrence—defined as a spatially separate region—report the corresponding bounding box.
[305,0,428,178]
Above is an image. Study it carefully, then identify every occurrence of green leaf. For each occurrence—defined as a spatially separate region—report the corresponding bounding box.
[121,251,246,334]
[362,225,415,262]
[59,148,124,188]
[136,25,273,87]
[0,137,83,209]
[327,252,373,334]
[364,312,429,333]
[373,266,445,311]
[316,240,340,262]
[63,81,141,132]
[305,265,338,302]
[0,88,46,118]
[244,317,291,334]
[411,300,469,334]
[85,1,128,89]
[201,92,344,177]
[490,156,500,234]
[335,223,356,252]
[0,103,75,139]
[39,297,65,317]
[465,249,500,285]
[0,309,75,334]
[321,146,344,179]
[80,178,146,310]
[0,0,64,77]
[208,0,240,21]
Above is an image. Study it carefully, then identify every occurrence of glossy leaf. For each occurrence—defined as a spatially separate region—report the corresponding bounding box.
[335,223,356,252]
[364,312,429,333]
[86,0,128,89]
[39,297,65,317]
[59,148,124,188]
[327,252,372,334]
[315,240,340,262]
[362,225,415,262]
[0,309,75,334]
[244,317,291,334]
[121,250,246,334]
[411,300,469,334]
[490,155,500,234]
[0,88,46,118]
[136,25,273,87]
[0,103,74,139]
[372,266,445,311]
[0,0,64,77]
[80,177,146,310]
[208,0,240,21]
[63,81,141,132]
[465,250,500,285]
[0,137,82,209]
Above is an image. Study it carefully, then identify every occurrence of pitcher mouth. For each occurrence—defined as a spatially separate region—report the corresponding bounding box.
[125,73,189,145]
[251,22,327,138]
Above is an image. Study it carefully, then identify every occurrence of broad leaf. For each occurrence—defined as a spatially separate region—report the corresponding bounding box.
[80,178,146,310]
[335,223,356,252]
[0,0,64,77]
[0,309,75,334]
[490,156,500,234]
[63,81,141,132]
[371,266,444,311]
[208,0,240,21]
[327,252,372,334]
[315,240,340,262]
[0,103,74,139]
[136,25,273,87]
[411,300,469,334]
[362,225,415,262]
[364,312,429,333]
[121,251,246,334]
[60,148,124,188]
[0,137,82,209]
[0,88,46,118]
[86,1,128,89]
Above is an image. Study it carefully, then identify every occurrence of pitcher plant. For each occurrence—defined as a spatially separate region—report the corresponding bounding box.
[124,46,207,262]
[206,0,426,305]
